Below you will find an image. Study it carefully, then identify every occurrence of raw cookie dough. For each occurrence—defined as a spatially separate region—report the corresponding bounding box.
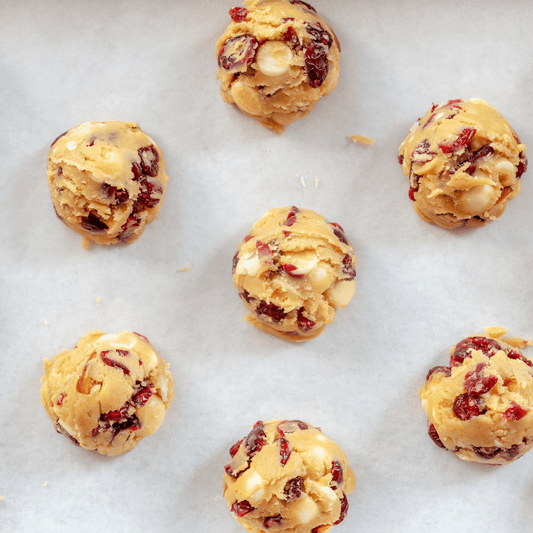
[232,206,357,342]
[216,0,341,133]
[223,419,355,533]
[47,121,169,246]
[398,98,527,228]
[40,330,174,456]
[419,327,533,465]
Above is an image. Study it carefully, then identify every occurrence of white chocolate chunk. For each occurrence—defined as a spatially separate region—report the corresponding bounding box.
[256,41,292,77]
[460,184,495,214]
[325,279,356,308]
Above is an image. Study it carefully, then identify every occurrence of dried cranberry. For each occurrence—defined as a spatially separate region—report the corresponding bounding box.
[133,332,150,343]
[138,145,159,177]
[450,336,501,367]
[256,240,273,265]
[305,22,333,48]
[501,444,521,462]
[506,348,533,367]
[297,309,315,332]
[426,366,451,381]
[463,363,498,395]
[229,439,243,458]
[132,386,154,407]
[516,152,528,178]
[277,420,309,436]
[120,214,141,238]
[439,128,476,154]
[231,500,255,517]
[218,34,258,70]
[56,393,65,406]
[503,401,529,421]
[245,422,266,458]
[284,206,299,227]
[229,7,248,22]
[102,403,129,421]
[81,212,108,233]
[342,254,356,280]
[132,179,162,211]
[110,414,141,438]
[55,422,80,446]
[282,230,292,238]
[284,476,304,499]
[473,446,501,460]
[331,225,349,245]
[428,424,447,450]
[240,290,255,305]
[263,515,282,529]
[100,350,130,375]
[289,0,317,12]
[453,393,486,420]
[102,183,129,205]
[398,154,404,165]
[279,264,304,278]
[331,460,343,486]
[256,301,287,322]
[232,251,239,275]
[305,41,329,88]
[277,437,291,465]
[333,494,349,525]
[283,26,300,47]
[411,139,435,164]
[51,130,68,147]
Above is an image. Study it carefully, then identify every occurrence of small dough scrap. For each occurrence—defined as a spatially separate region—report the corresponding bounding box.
[40,330,174,456]
[216,0,341,133]
[47,121,169,246]
[349,134,374,146]
[419,329,533,465]
[232,207,357,342]
[223,419,355,533]
[398,98,527,228]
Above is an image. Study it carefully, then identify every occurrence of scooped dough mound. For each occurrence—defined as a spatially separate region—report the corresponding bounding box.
[223,419,356,533]
[47,121,169,246]
[40,330,174,456]
[232,206,357,342]
[398,98,527,228]
[419,327,533,465]
[216,0,341,133]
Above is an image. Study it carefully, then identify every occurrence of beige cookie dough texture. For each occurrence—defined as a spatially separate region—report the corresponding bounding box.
[398,98,527,228]
[419,327,533,465]
[232,207,357,342]
[47,121,169,247]
[223,419,355,533]
[216,0,340,133]
[40,330,174,456]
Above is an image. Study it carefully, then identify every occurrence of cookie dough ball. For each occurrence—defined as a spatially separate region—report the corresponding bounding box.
[40,330,174,456]
[232,207,357,342]
[223,419,355,533]
[216,0,341,133]
[398,98,527,228]
[47,121,169,246]
[419,327,533,465]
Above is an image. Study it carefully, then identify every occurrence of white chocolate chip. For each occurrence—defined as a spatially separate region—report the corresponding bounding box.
[325,279,356,309]
[460,184,495,214]
[256,41,292,77]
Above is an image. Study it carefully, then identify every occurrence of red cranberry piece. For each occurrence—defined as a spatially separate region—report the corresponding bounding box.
[305,22,333,48]
[263,515,282,529]
[333,494,349,525]
[282,230,291,238]
[331,460,343,486]
[279,264,304,278]
[100,350,130,375]
[229,439,244,458]
[81,212,109,233]
[305,41,329,88]
[284,476,304,499]
[56,393,65,406]
[256,301,287,322]
[439,128,476,154]
[289,0,317,12]
[297,309,315,332]
[231,500,255,517]
[516,152,528,178]
[501,444,521,462]
[398,154,404,165]
[132,386,154,407]
[411,139,435,164]
[218,34,258,70]
[51,130,68,147]
[342,254,356,280]
[453,393,486,420]
[277,420,309,436]
[408,188,417,201]
[110,415,141,439]
[245,422,266,458]
[120,214,141,239]
[102,183,129,205]
[473,446,501,460]
[132,179,162,211]
[428,423,447,450]
[229,7,248,22]
[244,234,253,242]
[277,437,291,466]
[137,145,159,177]
[102,403,129,421]
[133,331,150,343]
[463,363,498,395]
[284,206,300,227]
[240,290,256,305]
[450,336,502,367]
[332,225,349,245]
[256,240,273,265]
[426,366,451,381]
[283,25,300,47]
[55,422,80,446]
[503,401,529,421]
[232,251,239,275]
[506,348,533,367]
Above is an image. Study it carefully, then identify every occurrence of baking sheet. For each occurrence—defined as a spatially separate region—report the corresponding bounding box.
[1,0,533,531]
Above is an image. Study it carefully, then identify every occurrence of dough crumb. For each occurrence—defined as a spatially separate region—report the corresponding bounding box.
[44,321,48,326]
[96,297,100,303]
[349,134,374,146]
[43,482,48,487]
[179,266,191,272]
[315,178,320,188]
